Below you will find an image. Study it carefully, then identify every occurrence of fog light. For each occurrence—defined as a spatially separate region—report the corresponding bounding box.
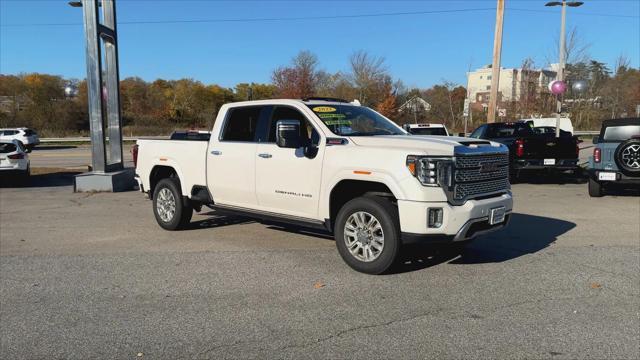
[428,208,443,228]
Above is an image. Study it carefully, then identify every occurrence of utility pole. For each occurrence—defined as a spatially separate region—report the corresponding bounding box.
[487,0,505,123]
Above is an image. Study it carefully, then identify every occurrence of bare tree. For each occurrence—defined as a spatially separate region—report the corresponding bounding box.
[349,50,389,106]
[614,54,631,75]
[546,26,591,67]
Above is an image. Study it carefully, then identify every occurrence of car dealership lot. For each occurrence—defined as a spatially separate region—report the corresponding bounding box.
[1,174,638,359]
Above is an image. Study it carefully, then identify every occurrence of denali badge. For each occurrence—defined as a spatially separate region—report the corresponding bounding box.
[479,162,499,173]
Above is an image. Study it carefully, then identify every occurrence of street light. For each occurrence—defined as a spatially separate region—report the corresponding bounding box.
[545,0,584,137]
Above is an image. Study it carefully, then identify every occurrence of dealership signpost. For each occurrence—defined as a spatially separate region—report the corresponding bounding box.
[70,0,133,191]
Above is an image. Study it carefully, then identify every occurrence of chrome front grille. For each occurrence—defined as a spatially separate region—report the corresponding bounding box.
[448,148,510,204]
[454,177,510,200]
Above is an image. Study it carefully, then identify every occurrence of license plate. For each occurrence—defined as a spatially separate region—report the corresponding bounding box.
[544,158,556,165]
[598,172,617,181]
[489,206,506,225]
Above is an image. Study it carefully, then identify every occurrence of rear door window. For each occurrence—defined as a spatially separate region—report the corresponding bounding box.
[0,143,17,153]
[220,106,264,142]
[603,125,640,142]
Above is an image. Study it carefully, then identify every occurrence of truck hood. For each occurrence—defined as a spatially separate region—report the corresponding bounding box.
[347,135,490,155]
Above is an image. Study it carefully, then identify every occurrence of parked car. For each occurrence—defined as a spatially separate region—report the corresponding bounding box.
[469,122,580,179]
[135,98,513,274]
[0,128,40,150]
[587,118,640,197]
[0,139,30,179]
[403,123,450,136]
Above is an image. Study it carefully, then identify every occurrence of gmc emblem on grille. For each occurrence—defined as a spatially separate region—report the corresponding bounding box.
[479,162,500,173]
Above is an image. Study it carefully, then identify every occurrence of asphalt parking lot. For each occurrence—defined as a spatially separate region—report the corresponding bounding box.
[1,154,639,359]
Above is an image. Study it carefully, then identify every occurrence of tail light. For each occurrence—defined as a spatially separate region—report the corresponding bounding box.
[593,148,601,163]
[8,153,24,160]
[131,144,139,168]
[515,139,524,157]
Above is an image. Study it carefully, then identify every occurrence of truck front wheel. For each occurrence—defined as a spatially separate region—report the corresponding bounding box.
[153,178,193,230]
[588,178,604,197]
[334,196,400,274]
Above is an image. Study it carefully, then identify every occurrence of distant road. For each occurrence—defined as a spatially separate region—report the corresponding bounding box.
[30,144,135,168]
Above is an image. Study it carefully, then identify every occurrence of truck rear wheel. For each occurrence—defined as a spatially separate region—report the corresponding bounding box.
[588,178,604,197]
[334,196,400,274]
[153,178,193,230]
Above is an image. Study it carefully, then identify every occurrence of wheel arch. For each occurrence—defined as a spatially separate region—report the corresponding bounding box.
[149,164,185,199]
[327,179,398,230]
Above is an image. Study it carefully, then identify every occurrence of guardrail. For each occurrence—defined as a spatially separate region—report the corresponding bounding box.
[40,136,165,143]
[40,131,600,143]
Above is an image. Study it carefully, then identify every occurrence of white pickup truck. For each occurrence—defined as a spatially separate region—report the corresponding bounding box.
[136,98,513,274]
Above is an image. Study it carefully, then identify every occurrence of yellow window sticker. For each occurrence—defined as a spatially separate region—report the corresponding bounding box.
[313,106,337,113]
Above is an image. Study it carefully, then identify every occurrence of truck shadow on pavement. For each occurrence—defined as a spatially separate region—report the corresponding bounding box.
[393,213,576,273]
[189,211,255,229]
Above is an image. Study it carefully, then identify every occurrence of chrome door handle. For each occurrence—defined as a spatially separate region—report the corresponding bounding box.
[211,150,222,155]
[258,153,272,158]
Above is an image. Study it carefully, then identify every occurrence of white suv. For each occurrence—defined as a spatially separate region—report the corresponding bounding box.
[0,128,40,151]
[0,139,30,178]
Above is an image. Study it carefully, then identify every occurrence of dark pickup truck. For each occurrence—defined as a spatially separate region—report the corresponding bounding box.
[469,122,580,178]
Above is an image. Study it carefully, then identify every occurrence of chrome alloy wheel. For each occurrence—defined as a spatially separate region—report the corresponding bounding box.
[343,211,384,262]
[157,188,176,222]
[621,144,640,169]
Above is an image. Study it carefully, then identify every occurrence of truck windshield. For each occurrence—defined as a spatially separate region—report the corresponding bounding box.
[306,104,404,136]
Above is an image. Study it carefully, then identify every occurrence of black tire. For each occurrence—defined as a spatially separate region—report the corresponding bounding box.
[614,138,640,177]
[153,178,193,230]
[334,196,401,274]
[588,177,604,197]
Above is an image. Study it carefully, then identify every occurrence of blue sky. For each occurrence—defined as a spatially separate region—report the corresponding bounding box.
[1,0,638,89]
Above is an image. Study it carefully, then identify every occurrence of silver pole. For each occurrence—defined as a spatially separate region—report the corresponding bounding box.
[81,0,106,172]
[555,0,567,138]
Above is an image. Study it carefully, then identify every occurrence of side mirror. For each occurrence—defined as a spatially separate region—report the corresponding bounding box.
[276,120,302,148]
[402,124,410,132]
[592,136,599,144]
[458,132,466,137]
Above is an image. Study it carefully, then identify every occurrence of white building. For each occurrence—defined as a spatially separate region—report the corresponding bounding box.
[466,65,557,108]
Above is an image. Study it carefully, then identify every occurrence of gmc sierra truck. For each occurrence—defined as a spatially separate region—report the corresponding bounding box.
[135,98,513,274]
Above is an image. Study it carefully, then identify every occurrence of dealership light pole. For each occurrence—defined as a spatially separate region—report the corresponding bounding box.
[68,0,132,191]
[545,0,584,137]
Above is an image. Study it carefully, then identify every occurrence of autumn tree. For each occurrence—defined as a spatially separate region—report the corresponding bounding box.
[375,83,398,120]
[272,50,321,98]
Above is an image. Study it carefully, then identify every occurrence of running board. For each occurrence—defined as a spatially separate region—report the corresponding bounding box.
[211,204,330,232]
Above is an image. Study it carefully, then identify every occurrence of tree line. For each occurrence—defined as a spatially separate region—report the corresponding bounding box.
[0,50,637,137]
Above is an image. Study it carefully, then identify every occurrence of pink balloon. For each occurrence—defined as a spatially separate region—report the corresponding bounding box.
[549,80,567,95]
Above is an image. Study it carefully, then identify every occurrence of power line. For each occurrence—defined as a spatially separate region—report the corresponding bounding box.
[1,5,637,28]
[508,7,640,19]
[2,7,495,27]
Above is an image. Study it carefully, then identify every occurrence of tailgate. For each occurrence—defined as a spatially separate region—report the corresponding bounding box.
[522,136,577,159]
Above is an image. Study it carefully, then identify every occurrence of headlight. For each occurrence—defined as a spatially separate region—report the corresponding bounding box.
[406,155,453,187]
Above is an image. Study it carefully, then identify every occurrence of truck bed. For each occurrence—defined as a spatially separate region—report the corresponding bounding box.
[135,139,209,196]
